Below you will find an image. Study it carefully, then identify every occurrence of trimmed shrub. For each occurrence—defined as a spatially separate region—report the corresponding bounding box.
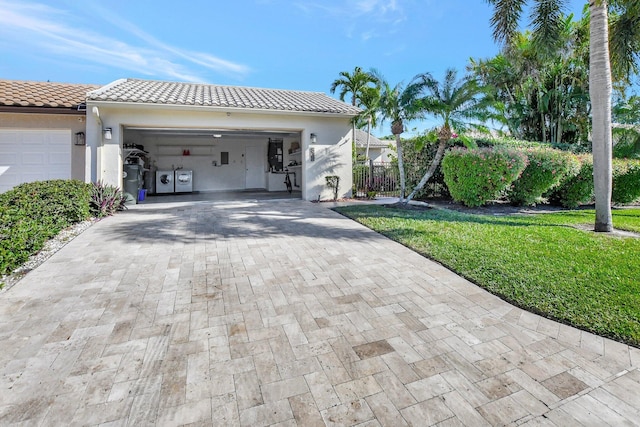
[475,137,548,150]
[612,159,640,204]
[442,148,528,207]
[89,181,127,218]
[475,136,591,153]
[508,149,581,206]
[0,179,91,276]
[549,155,594,208]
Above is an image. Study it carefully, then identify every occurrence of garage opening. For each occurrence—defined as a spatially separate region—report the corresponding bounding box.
[122,127,303,200]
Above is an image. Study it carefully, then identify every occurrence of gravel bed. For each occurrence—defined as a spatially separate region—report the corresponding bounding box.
[0,219,95,293]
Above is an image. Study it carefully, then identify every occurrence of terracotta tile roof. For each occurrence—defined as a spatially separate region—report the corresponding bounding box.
[354,129,394,148]
[87,78,361,115]
[0,80,99,109]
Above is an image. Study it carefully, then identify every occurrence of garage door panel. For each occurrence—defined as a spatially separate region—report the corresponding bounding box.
[49,152,70,164]
[22,152,46,165]
[1,153,18,164]
[0,129,71,193]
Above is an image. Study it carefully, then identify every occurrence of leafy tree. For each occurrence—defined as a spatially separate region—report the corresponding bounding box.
[613,94,640,158]
[330,67,378,162]
[486,0,640,232]
[369,70,428,201]
[330,66,377,106]
[356,86,381,160]
[470,14,591,147]
[404,69,493,204]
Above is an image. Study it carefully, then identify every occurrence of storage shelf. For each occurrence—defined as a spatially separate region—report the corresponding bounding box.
[124,148,148,156]
[289,149,302,155]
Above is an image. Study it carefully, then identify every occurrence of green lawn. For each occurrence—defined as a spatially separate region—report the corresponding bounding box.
[335,205,640,347]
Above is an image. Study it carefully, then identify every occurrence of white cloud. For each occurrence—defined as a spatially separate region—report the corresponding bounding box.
[293,0,406,41]
[0,0,251,82]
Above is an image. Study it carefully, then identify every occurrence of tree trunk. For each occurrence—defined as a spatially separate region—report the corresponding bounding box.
[365,116,371,160]
[392,120,406,202]
[403,138,448,205]
[590,1,613,232]
[395,133,406,201]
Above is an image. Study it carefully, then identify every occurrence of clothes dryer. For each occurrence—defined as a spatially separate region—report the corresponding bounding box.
[175,170,193,193]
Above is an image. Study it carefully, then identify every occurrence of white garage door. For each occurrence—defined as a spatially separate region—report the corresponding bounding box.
[0,129,71,193]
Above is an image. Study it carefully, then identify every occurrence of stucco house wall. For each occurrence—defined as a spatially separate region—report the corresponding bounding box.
[85,103,354,201]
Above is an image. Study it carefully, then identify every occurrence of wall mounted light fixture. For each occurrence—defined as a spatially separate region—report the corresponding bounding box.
[103,128,112,140]
[74,131,86,146]
[310,133,317,144]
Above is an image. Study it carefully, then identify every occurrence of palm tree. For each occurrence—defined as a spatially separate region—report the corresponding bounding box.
[330,66,376,106]
[356,86,381,160]
[486,0,640,232]
[404,69,493,204]
[590,2,614,231]
[370,70,427,202]
[330,67,378,161]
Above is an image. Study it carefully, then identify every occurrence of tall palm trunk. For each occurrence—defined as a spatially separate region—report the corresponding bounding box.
[392,120,406,201]
[404,138,447,204]
[590,1,613,232]
[365,116,372,160]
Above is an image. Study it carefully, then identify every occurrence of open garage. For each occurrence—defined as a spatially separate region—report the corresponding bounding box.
[86,79,359,202]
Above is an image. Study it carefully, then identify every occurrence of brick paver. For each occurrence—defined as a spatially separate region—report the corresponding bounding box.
[1,199,639,426]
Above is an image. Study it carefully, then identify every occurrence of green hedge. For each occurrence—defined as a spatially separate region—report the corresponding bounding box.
[442,148,528,207]
[508,149,581,206]
[0,179,91,276]
[549,155,595,208]
[475,136,591,153]
[613,159,640,204]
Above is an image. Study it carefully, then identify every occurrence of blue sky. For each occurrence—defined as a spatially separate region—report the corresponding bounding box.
[1,0,589,134]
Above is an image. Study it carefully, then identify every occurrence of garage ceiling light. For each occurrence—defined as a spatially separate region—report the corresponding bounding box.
[213,134,222,138]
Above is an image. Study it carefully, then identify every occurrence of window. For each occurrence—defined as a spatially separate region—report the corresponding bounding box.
[268,138,283,171]
[221,151,229,165]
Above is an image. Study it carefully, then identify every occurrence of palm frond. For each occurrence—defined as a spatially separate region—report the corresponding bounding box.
[489,0,528,45]
[609,4,640,82]
[530,0,568,57]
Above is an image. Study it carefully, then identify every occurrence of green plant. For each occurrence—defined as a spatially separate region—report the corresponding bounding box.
[399,133,449,200]
[508,148,581,206]
[613,127,640,159]
[442,147,528,207]
[89,181,127,218]
[366,190,377,199]
[325,175,340,201]
[549,155,595,208]
[612,159,640,204]
[0,179,91,276]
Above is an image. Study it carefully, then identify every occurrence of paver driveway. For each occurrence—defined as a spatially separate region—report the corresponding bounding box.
[1,199,639,426]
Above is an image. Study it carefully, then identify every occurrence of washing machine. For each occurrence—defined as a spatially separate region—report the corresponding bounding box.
[156,170,175,193]
[175,170,193,193]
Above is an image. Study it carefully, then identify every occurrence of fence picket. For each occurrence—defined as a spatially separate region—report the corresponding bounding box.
[352,161,400,198]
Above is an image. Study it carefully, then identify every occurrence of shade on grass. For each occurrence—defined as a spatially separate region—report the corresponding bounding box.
[335,206,640,347]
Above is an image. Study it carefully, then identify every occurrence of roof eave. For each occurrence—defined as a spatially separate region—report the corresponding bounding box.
[0,105,86,115]
[86,99,360,118]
